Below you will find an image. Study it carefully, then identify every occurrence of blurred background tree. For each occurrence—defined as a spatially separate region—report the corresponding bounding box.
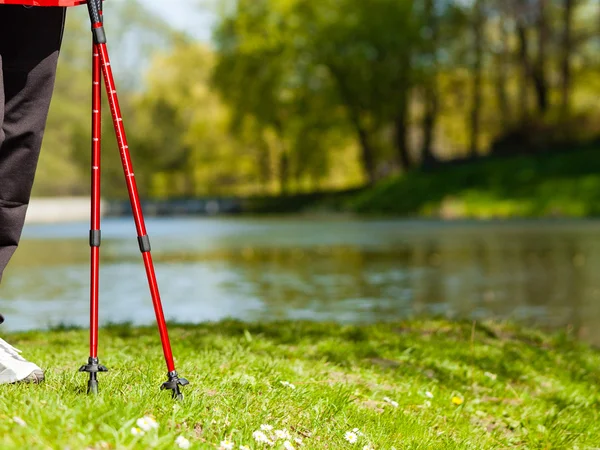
[33,0,600,203]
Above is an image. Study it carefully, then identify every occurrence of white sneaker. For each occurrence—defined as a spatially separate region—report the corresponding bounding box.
[0,338,44,384]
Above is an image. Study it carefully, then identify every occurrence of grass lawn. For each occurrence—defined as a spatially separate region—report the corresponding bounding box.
[1,320,599,449]
[349,147,600,218]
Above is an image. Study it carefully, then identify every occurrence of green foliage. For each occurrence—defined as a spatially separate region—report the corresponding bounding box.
[33,2,188,198]
[212,0,365,193]
[32,8,90,197]
[32,0,600,201]
[128,41,262,197]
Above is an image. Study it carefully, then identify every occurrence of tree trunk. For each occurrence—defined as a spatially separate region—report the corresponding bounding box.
[395,89,412,170]
[421,0,439,166]
[495,14,510,129]
[258,142,271,194]
[533,0,549,114]
[421,89,438,166]
[561,0,575,116]
[469,0,484,158]
[274,122,290,195]
[516,20,531,120]
[356,123,376,185]
[327,64,377,185]
[279,136,290,195]
[279,149,289,195]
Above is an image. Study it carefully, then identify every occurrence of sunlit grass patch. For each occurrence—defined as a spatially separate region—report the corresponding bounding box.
[350,147,600,219]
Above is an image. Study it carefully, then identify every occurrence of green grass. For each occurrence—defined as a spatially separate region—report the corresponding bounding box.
[1,320,599,449]
[349,147,600,218]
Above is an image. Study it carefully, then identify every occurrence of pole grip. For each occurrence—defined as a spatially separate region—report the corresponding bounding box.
[87,0,106,43]
[87,0,101,25]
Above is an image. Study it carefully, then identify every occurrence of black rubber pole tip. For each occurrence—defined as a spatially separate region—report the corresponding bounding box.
[161,372,189,401]
[87,379,99,395]
[0,313,4,325]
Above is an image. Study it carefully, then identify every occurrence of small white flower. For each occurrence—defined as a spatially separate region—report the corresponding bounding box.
[12,416,26,427]
[283,441,296,450]
[344,431,358,444]
[280,381,296,389]
[220,440,235,450]
[253,430,269,443]
[275,429,291,440]
[260,424,274,431]
[425,391,434,398]
[136,416,158,432]
[175,436,191,449]
[383,397,399,408]
[131,427,144,437]
[484,371,497,381]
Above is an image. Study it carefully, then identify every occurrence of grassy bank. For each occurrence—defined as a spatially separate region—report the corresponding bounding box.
[349,147,600,218]
[1,320,599,449]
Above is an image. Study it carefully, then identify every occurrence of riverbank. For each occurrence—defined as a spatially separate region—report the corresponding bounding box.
[1,320,598,448]
[25,147,600,221]
[349,147,600,219]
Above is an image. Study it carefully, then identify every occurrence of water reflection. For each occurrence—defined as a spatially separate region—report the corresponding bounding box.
[2,217,600,345]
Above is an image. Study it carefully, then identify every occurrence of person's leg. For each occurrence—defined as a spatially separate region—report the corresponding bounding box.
[0,5,66,384]
[0,5,66,284]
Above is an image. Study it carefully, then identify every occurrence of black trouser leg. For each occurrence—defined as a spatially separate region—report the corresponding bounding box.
[0,6,66,282]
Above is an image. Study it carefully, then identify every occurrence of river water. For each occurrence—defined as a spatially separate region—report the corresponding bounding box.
[2,216,600,345]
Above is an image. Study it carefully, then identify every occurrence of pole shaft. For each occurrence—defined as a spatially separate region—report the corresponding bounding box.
[89,40,102,359]
[96,42,176,373]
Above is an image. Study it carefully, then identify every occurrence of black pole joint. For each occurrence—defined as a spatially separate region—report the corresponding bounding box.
[138,235,151,253]
[92,27,107,45]
[161,371,189,400]
[90,230,101,247]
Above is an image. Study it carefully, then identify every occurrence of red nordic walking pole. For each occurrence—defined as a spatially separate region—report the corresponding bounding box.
[79,0,188,399]
[78,0,107,395]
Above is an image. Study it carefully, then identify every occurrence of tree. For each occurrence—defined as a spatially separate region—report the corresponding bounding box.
[492,1,511,129]
[469,0,486,157]
[303,0,418,179]
[37,2,188,198]
[532,0,550,114]
[560,0,577,115]
[419,0,441,166]
[34,8,93,197]
[212,0,318,193]
[128,41,267,197]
